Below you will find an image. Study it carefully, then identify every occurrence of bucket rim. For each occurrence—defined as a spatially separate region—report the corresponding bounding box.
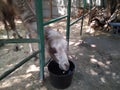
[48,60,75,77]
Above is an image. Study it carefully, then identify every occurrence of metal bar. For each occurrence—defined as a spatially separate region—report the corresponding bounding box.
[44,58,53,66]
[0,50,40,81]
[80,0,86,35]
[90,0,92,9]
[49,0,52,18]
[34,0,45,81]
[80,17,84,35]
[70,14,88,26]
[84,0,87,9]
[43,15,67,26]
[88,0,92,25]
[66,0,71,46]
[0,39,40,43]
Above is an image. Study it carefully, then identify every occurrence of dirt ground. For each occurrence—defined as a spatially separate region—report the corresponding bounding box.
[0,18,120,90]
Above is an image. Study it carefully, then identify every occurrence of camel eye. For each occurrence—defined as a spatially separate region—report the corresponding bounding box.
[49,47,57,54]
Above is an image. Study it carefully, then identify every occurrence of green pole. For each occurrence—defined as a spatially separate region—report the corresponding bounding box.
[0,39,39,43]
[34,0,45,81]
[66,0,71,47]
[44,15,67,26]
[90,0,92,9]
[88,0,92,25]
[80,0,86,35]
[0,50,39,81]
[83,0,87,9]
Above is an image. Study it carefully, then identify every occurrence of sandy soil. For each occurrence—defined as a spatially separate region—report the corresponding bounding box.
[0,18,120,90]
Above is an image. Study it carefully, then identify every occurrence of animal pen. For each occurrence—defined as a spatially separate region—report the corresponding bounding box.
[0,0,92,82]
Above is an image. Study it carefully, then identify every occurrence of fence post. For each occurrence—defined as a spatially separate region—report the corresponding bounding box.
[34,0,45,81]
[66,0,71,48]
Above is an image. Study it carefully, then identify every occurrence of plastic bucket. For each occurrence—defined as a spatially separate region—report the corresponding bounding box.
[48,60,75,89]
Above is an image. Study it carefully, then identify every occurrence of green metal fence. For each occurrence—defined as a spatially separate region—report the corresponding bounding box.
[0,0,87,82]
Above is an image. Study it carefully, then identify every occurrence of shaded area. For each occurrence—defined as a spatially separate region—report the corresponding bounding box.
[0,19,120,90]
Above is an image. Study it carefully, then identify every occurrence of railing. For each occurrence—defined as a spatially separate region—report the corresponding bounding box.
[0,0,87,81]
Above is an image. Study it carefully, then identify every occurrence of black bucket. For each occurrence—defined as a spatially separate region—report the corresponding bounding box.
[48,60,75,89]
